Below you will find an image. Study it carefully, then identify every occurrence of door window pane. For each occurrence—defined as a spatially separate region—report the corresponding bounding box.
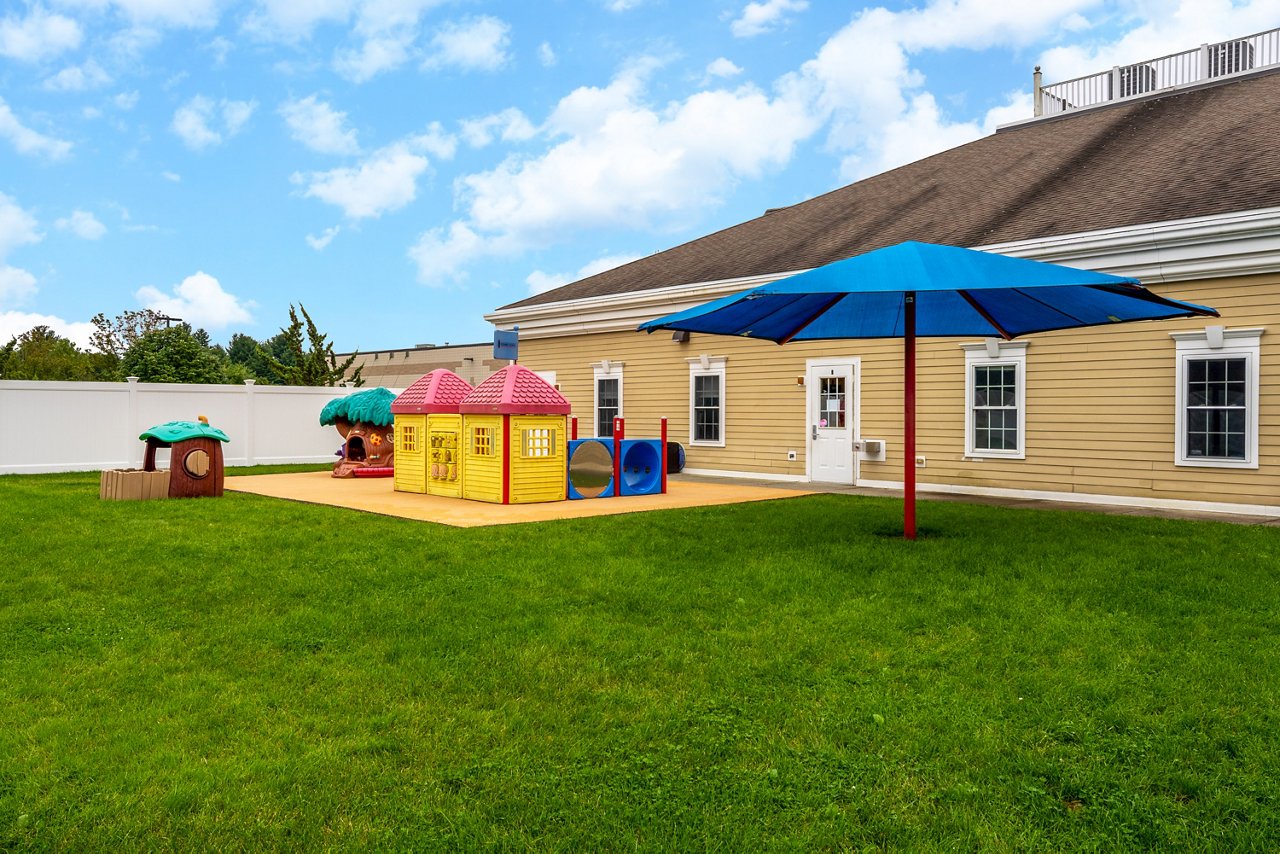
[819,376,846,428]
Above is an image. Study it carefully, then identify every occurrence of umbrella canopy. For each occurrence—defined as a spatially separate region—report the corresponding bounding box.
[639,241,1219,539]
[640,241,1217,342]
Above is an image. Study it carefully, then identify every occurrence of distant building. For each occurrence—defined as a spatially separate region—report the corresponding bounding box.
[338,342,508,389]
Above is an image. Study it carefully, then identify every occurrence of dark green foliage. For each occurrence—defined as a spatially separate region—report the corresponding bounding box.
[257,304,362,387]
[1,473,1278,849]
[120,326,243,384]
[0,326,112,380]
[318,387,395,427]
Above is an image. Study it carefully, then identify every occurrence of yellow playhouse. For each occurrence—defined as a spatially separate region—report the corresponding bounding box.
[390,369,474,497]
[458,364,571,504]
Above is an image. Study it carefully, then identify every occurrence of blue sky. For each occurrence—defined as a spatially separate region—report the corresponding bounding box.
[0,0,1274,353]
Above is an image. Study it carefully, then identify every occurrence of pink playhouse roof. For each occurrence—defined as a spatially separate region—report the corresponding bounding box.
[459,364,571,415]
[390,369,475,414]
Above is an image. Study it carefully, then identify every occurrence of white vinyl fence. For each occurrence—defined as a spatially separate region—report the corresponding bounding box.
[0,378,370,475]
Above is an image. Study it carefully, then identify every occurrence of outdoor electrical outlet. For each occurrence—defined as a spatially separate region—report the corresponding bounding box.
[915,455,927,468]
[787,450,797,461]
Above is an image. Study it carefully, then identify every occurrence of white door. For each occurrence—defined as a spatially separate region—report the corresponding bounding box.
[807,359,856,484]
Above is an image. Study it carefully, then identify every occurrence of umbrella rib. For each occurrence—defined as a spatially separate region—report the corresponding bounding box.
[958,291,1015,341]
[777,293,847,344]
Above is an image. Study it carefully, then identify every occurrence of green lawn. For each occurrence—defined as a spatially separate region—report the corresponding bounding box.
[2,470,1278,850]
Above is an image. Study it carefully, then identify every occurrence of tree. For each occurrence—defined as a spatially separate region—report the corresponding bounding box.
[258,304,362,387]
[226,331,293,384]
[120,326,243,384]
[0,326,105,381]
[90,309,168,360]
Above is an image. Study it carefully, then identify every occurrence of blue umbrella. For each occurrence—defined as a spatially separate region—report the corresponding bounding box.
[639,241,1218,539]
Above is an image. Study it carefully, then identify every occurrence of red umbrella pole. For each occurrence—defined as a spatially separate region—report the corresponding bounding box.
[904,292,917,540]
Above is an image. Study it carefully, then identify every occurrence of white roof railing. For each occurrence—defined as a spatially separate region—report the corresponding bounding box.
[1033,28,1280,118]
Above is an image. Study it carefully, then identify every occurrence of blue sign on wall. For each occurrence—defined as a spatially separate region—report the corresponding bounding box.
[493,328,518,361]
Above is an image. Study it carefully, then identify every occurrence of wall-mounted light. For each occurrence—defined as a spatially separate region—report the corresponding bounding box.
[672,330,690,343]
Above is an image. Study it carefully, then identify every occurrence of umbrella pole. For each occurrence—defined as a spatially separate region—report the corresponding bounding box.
[904,292,917,540]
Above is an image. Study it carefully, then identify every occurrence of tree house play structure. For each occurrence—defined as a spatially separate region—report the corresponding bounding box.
[140,419,230,498]
[390,369,475,497]
[319,387,396,477]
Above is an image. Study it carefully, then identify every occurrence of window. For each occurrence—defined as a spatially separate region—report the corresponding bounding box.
[961,340,1027,459]
[1172,327,1262,468]
[399,424,418,453]
[592,360,623,437]
[471,426,493,457]
[687,356,727,447]
[523,428,555,458]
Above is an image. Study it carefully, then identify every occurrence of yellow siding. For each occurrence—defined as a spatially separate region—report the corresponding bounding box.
[462,415,504,503]
[514,273,1279,509]
[509,415,567,503]
[393,415,427,494]
[426,413,465,498]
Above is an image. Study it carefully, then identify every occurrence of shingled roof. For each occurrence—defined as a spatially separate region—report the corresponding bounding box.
[501,70,1280,311]
[459,364,572,415]
[391,369,474,414]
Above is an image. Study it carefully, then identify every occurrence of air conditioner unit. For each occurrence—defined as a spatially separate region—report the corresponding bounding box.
[1210,40,1255,77]
[1118,63,1156,97]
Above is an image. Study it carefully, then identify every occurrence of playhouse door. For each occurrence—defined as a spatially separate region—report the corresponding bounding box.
[807,359,856,485]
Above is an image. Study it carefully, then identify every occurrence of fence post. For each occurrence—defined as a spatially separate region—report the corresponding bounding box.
[243,379,257,467]
[126,376,141,468]
[1199,43,1211,80]
[1032,66,1043,117]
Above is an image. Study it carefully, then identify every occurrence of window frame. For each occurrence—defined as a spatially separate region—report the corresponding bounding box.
[960,340,1028,460]
[687,355,727,448]
[591,360,623,438]
[1171,326,1263,469]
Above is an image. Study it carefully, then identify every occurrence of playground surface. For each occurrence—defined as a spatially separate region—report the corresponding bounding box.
[226,471,814,527]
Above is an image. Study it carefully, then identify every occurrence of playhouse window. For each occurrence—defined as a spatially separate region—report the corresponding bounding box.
[523,428,555,458]
[399,425,418,453]
[1172,327,1262,468]
[472,427,494,457]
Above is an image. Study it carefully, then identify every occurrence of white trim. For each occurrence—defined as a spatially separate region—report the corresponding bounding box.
[960,340,1028,460]
[682,467,808,483]
[857,478,1279,519]
[687,355,727,448]
[484,205,1280,339]
[591,360,623,438]
[1171,326,1263,468]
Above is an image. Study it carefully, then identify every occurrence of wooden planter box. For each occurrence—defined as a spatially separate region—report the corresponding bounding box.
[100,469,171,501]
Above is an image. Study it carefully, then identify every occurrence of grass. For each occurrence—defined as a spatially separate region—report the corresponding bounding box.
[1,469,1278,850]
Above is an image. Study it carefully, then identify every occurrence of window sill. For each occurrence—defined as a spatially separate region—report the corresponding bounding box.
[689,440,726,449]
[964,452,1025,461]
[1175,458,1258,470]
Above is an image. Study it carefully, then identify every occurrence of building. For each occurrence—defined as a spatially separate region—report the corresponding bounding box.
[485,34,1279,516]
[338,342,507,389]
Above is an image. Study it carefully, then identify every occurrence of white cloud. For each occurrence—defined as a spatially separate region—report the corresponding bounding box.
[0,97,72,160]
[135,271,254,328]
[459,107,536,148]
[605,0,644,10]
[0,312,96,348]
[43,60,112,92]
[0,5,82,62]
[333,32,414,81]
[305,225,340,250]
[207,35,232,65]
[537,41,556,67]
[280,94,360,155]
[295,142,431,219]
[112,90,140,110]
[242,0,354,41]
[0,193,42,307]
[108,0,222,28]
[55,210,107,240]
[731,0,808,38]
[410,61,820,284]
[171,95,257,150]
[423,16,511,72]
[409,121,458,159]
[706,57,744,78]
[162,170,181,182]
[526,253,641,295]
